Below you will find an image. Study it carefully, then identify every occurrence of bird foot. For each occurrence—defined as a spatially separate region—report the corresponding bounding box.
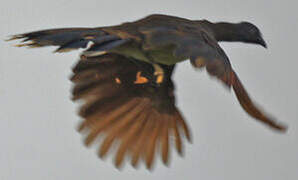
[134,72,149,84]
[153,64,164,84]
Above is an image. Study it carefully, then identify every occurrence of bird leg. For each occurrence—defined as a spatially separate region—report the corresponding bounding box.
[143,52,165,84]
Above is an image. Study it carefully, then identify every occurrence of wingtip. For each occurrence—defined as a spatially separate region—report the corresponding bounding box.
[5,34,24,41]
[54,47,75,53]
[14,43,28,47]
[270,121,288,133]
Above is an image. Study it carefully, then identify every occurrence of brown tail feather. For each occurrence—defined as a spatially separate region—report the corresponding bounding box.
[145,115,160,169]
[98,101,145,158]
[171,116,183,155]
[84,98,139,146]
[160,114,170,165]
[175,110,192,142]
[78,93,120,117]
[72,79,116,101]
[114,109,150,168]
[131,113,154,167]
[98,134,116,158]
[230,71,287,132]
[99,102,146,159]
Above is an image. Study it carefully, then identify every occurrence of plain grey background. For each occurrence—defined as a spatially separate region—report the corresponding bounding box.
[1,0,297,179]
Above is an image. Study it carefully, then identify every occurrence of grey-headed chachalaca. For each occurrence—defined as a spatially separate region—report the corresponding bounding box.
[7,14,287,169]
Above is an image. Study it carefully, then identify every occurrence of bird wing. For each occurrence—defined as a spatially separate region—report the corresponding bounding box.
[7,27,131,55]
[140,27,233,85]
[71,53,191,169]
[140,26,287,132]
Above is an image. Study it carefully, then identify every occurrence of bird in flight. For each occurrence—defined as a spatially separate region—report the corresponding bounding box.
[7,14,287,169]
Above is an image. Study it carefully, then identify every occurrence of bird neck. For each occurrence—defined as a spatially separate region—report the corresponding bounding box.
[202,21,245,42]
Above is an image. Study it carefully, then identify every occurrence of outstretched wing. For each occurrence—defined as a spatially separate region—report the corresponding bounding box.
[140,27,233,86]
[7,27,131,55]
[141,27,287,132]
[71,53,191,169]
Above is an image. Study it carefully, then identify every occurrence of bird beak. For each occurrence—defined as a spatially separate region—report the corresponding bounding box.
[258,37,267,48]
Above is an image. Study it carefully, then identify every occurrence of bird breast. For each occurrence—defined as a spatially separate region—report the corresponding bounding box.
[113,43,185,65]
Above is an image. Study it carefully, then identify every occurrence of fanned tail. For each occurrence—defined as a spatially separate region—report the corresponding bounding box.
[72,54,191,169]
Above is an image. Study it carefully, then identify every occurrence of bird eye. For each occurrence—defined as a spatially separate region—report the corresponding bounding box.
[249,27,258,34]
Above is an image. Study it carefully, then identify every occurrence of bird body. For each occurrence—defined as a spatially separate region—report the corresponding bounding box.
[100,14,215,65]
[7,14,286,169]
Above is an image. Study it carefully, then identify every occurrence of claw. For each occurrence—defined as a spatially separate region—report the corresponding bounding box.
[134,72,149,84]
[115,77,121,84]
[153,64,164,84]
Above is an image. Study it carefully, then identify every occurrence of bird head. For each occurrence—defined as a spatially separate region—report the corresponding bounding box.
[238,22,267,48]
